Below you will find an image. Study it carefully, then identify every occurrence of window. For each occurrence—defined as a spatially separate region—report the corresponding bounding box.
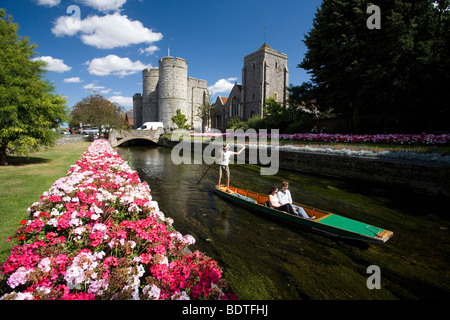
[216,115,222,128]
[252,62,256,70]
[275,62,278,69]
[231,97,239,117]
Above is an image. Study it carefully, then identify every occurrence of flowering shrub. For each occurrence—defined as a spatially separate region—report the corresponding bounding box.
[0,140,236,300]
[189,132,450,164]
[277,133,450,146]
[190,132,450,146]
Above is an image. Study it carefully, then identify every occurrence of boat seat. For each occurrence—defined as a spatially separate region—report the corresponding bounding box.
[233,193,257,203]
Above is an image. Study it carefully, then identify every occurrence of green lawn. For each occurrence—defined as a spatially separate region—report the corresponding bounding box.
[0,142,90,263]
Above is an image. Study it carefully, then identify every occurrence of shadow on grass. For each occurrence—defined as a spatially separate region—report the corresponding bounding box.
[6,156,51,166]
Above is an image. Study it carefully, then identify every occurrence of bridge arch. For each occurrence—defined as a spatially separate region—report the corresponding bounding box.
[109,129,162,147]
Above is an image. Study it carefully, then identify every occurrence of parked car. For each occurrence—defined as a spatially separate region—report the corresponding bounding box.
[81,127,99,135]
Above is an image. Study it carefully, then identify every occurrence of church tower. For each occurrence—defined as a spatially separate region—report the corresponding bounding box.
[242,43,288,120]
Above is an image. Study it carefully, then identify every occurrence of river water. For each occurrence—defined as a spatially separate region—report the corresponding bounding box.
[116,145,449,300]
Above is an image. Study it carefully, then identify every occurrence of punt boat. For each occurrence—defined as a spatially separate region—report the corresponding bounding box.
[213,185,393,243]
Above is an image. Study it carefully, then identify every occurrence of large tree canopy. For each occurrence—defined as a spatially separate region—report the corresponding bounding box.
[71,93,125,135]
[0,9,69,165]
[299,0,450,133]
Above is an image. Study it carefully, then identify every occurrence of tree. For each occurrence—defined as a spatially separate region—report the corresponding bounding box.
[299,0,450,133]
[195,94,212,132]
[288,82,325,120]
[171,109,188,129]
[71,93,125,136]
[262,96,291,129]
[0,9,69,165]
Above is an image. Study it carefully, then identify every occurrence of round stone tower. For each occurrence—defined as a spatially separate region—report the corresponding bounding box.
[142,68,159,123]
[158,57,188,129]
[132,93,143,128]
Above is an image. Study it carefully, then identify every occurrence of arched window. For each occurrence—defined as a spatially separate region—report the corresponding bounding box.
[231,97,239,117]
[216,115,222,129]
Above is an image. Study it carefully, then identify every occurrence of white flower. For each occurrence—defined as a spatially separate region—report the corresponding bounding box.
[183,235,196,246]
[38,257,52,272]
[47,218,58,227]
[7,267,32,289]
[165,217,174,226]
[171,291,190,300]
[65,265,85,287]
[72,226,86,235]
[143,284,161,300]
[70,218,82,227]
[93,223,107,232]
[50,208,60,216]
[15,292,35,300]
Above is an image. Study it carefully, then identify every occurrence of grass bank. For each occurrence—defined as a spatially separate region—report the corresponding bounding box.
[0,141,90,262]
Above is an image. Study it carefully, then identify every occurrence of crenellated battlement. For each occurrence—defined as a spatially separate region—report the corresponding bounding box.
[133,55,208,130]
[159,56,188,69]
[188,77,208,88]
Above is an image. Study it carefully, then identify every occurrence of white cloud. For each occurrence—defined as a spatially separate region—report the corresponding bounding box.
[78,0,127,12]
[64,77,83,83]
[99,88,112,95]
[208,78,238,95]
[139,45,159,56]
[51,16,80,36]
[52,12,163,49]
[85,54,149,77]
[83,82,106,91]
[108,96,133,108]
[83,83,112,96]
[31,56,71,73]
[35,0,61,7]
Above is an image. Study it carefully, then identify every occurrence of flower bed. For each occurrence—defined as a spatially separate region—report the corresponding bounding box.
[190,132,450,146]
[278,133,450,146]
[188,132,450,165]
[0,140,236,300]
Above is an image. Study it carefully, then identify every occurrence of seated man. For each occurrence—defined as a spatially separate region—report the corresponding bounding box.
[277,181,315,220]
[268,186,297,215]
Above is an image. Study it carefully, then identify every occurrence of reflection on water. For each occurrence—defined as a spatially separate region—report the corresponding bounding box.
[117,146,450,300]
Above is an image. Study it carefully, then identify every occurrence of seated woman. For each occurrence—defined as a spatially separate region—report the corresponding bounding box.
[268,186,296,215]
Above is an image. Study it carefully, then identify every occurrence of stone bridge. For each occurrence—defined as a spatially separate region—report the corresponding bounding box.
[109,128,163,147]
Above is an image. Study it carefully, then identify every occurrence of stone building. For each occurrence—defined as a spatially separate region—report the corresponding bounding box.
[133,56,209,130]
[211,43,289,132]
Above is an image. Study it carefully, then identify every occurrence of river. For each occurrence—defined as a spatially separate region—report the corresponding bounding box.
[116,145,449,300]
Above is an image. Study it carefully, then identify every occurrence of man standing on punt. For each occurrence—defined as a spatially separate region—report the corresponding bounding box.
[217,143,246,193]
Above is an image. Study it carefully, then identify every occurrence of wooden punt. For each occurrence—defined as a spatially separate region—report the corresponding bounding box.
[213,185,393,244]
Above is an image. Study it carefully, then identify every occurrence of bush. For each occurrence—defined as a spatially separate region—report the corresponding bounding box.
[227,117,248,130]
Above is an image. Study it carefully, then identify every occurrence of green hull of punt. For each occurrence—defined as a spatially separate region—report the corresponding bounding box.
[213,186,393,244]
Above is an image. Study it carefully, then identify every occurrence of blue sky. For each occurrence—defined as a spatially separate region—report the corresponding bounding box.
[1,0,322,112]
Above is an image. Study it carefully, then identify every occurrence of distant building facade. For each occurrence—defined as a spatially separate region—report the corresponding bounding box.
[211,43,289,132]
[133,56,209,130]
